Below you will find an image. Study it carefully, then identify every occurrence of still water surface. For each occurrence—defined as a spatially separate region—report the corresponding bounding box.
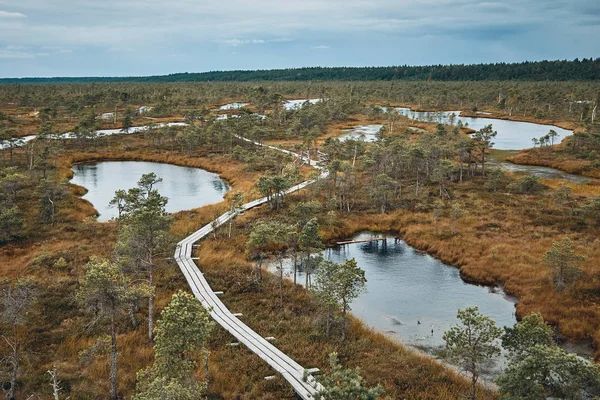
[283,99,323,110]
[219,102,249,110]
[1,122,186,150]
[393,107,572,150]
[71,161,230,221]
[339,124,383,142]
[276,232,517,350]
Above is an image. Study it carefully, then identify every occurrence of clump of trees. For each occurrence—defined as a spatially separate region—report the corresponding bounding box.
[76,257,152,400]
[563,126,600,160]
[484,168,511,192]
[133,291,213,400]
[443,308,600,400]
[247,220,296,306]
[37,179,67,226]
[256,164,301,210]
[531,129,560,149]
[498,313,600,399]
[73,173,175,398]
[247,216,325,303]
[507,175,546,195]
[313,258,367,340]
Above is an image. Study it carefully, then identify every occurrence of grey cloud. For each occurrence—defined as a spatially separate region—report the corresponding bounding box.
[0,0,595,48]
[0,0,598,76]
[0,10,25,17]
[220,38,292,47]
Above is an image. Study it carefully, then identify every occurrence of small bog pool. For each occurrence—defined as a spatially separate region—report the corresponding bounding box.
[276,232,517,350]
[71,161,230,221]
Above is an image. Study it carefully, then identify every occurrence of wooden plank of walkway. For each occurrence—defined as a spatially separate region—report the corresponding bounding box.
[174,135,326,399]
[337,238,386,245]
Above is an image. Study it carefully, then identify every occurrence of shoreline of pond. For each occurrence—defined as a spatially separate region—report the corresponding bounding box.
[339,119,591,184]
[268,229,596,374]
[70,160,231,222]
[372,102,580,132]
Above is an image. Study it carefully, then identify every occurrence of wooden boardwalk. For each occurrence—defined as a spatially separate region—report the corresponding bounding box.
[174,136,327,399]
[337,238,386,245]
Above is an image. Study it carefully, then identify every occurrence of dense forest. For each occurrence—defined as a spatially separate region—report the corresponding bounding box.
[1,58,599,83]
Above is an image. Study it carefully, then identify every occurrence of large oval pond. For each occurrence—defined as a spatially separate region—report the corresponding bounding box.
[275,232,517,350]
[393,107,572,151]
[71,161,230,222]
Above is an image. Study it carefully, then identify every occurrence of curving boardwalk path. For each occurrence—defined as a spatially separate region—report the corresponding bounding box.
[174,136,328,399]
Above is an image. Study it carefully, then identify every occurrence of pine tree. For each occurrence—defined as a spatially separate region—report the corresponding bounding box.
[443,307,502,400]
[542,238,584,291]
[134,291,213,400]
[77,258,151,400]
[314,353,384,400]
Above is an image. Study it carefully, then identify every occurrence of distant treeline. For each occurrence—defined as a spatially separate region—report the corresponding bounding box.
[2,59,599,83]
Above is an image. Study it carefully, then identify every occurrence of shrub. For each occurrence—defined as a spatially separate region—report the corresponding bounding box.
[508,175,546,194]
[485,168,511,192]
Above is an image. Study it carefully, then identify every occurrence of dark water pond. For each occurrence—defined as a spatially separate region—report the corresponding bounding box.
[71,161,230,221]
[274,232,517,350]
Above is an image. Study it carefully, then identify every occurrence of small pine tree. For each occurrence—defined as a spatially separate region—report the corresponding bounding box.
[502,313,554,362]
[542,237,584,291]
[299,218,324,288]
[133,291,214,400]
[77,258,151,400]
[450,202,463,234]
[314,353,384,400]
[443,307,502,400]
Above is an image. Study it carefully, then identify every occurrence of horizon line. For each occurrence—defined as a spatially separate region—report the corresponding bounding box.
[1,58,599,80]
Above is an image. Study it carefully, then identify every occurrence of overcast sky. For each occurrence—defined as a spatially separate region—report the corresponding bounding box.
[0,0,598,77]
